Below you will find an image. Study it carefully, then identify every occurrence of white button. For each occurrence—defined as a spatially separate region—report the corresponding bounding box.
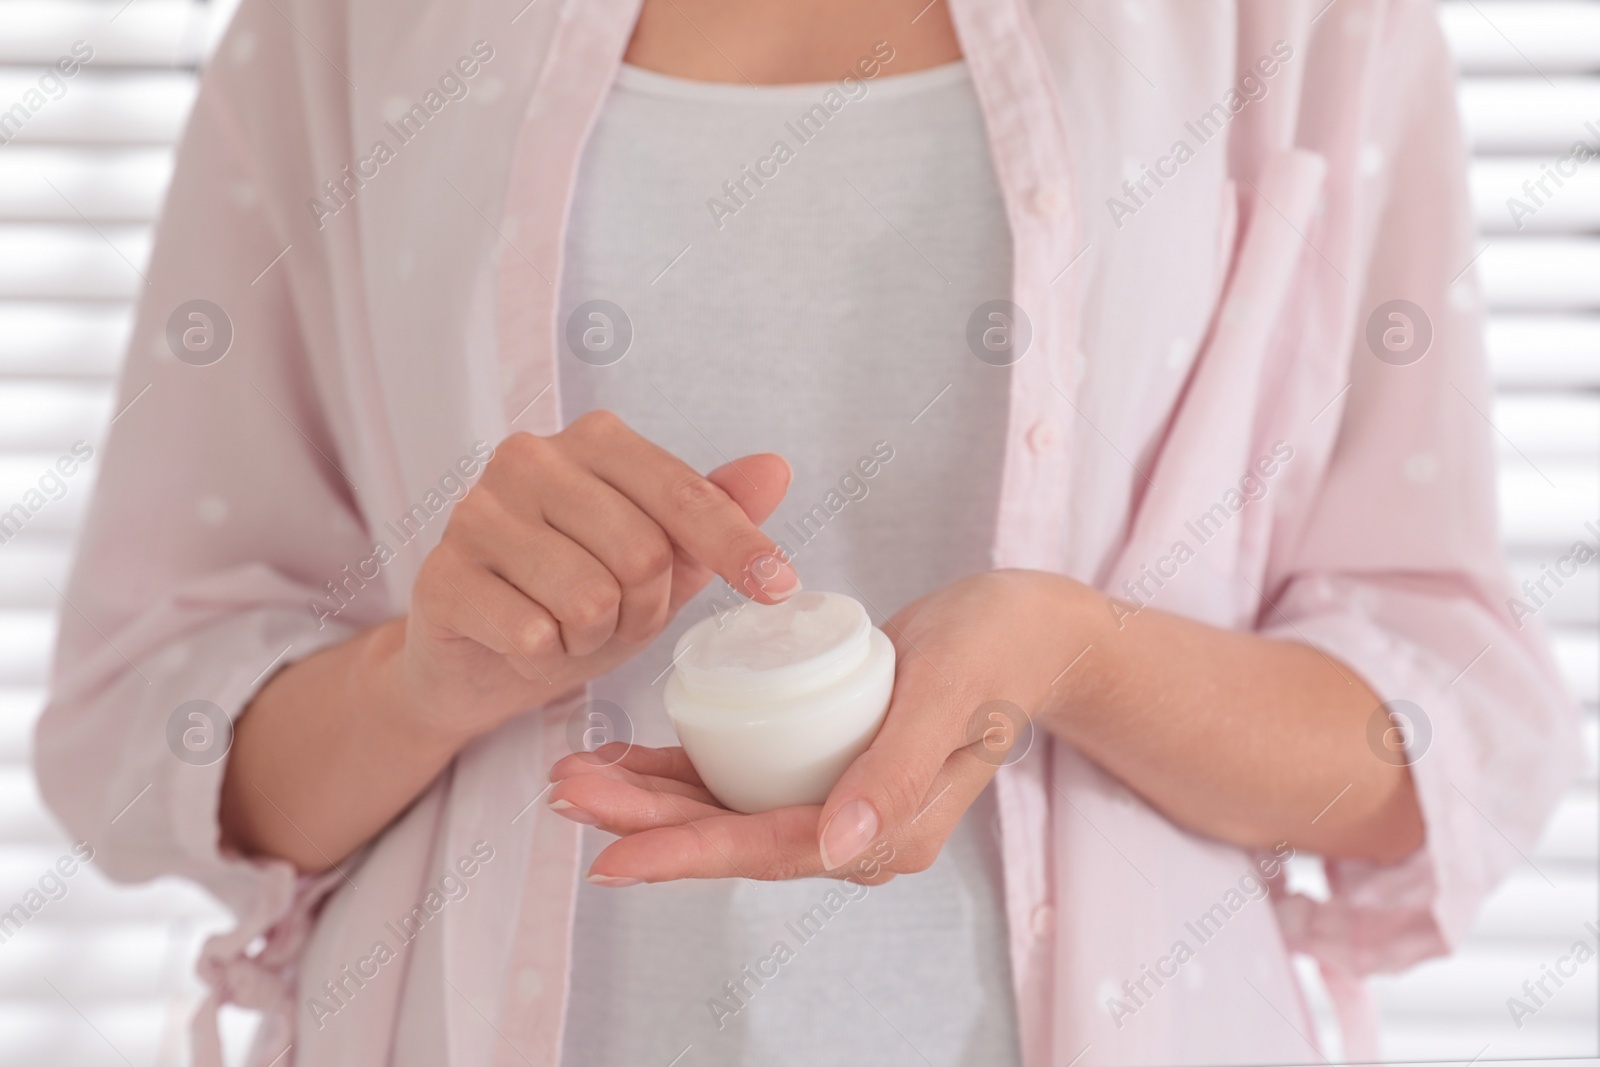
[1030,184,1065,217]
[230,31,257,65]
[1166,337,1191,369]
[1030,904,1055,938]
[1026,419,1061,453]
[1403,452,1438,484]
[382,97,411,123]
[196,496,229,525]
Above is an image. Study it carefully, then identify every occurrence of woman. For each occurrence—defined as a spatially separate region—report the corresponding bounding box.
[35,0,1581,1064]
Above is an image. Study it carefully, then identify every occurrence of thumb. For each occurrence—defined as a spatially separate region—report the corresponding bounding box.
[668,453,793,610]
[815,657,961,870]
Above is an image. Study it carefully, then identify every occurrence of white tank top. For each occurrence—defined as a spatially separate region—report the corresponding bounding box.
[395,58,1023,1067]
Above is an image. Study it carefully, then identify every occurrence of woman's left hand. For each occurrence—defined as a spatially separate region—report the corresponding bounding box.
[546,570,1091,885]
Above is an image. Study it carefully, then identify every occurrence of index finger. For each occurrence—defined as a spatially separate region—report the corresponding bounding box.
[564,412,799,603]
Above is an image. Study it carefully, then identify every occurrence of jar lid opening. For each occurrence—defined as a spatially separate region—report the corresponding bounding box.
[672,591,873,702]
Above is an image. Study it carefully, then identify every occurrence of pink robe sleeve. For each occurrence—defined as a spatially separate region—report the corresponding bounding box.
[1261,2,1585,979]
[32,3,387,1060]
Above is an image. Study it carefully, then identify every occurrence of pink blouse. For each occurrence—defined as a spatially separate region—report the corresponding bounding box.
[33,0,1582,1065]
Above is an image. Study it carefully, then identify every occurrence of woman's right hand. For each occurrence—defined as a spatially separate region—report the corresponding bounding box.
[222,410,793,870]
[394,410,797,744]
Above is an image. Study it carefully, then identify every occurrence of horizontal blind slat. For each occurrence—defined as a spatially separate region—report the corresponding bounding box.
[0,224,151,299]
[1440,1,1600,75]
[0,147,172,224]
[0,70,194,145]
[1479,238,1600,311]
[1472,158,1600,234]
[1458,77,1600,155]
[0,0,211,68]
[0,381,110,450]
[1487,316,1600,389]
[0,304,129,378]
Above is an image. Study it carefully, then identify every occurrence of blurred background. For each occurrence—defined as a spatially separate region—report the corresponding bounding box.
[0,1,1594,1063]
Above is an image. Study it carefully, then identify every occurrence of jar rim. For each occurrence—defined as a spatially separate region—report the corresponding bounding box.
[671,591,874,703]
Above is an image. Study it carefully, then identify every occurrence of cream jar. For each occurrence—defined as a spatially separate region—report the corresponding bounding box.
[663,590,895,814]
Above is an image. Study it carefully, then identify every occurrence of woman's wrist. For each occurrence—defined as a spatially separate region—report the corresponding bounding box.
[221,618,470,867]
[999,568,1114,731]
[365,617,483,757]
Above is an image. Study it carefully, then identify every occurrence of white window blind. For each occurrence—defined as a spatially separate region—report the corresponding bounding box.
[0,4,242,1064]
[0,2,1592,1065]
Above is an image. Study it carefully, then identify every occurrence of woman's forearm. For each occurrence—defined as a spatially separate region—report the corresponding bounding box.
[1040,573,1424,864]
[219,619,469,872]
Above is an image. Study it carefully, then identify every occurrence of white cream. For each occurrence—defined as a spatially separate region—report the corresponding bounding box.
[664,591,895,813]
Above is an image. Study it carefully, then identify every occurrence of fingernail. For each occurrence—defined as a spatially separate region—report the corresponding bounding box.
[748,553,801,601]
[819,799,878,869]
[549,798,600,825]
[585,872,641,888]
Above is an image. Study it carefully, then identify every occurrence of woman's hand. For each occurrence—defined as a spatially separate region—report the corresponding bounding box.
[395,411,799,746]
[221,413,799,870]
[546,570,1083,884]
[548,562,1424,885]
